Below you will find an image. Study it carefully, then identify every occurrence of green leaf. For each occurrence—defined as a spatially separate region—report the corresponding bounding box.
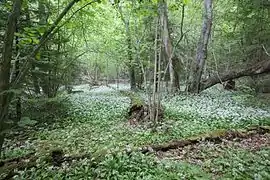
[36,52,41,60]
[151,0,158,4]
[15,32,24,37]
[37,26,47,34]
[20,37,33,44]
[183,0,189,5]
[32,37,40,44]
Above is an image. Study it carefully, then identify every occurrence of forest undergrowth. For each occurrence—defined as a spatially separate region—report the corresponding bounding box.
[1,84,270,179]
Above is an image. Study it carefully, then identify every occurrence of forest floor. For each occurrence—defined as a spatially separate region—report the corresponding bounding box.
[1,84,270,179]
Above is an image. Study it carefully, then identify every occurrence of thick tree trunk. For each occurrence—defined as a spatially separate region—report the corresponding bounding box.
[200,60,270,91]
[188,0,212,93]
[0,0,22,157]
[159,0,180,92]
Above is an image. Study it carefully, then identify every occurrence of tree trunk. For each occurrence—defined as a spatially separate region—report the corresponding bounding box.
[159,0,180,92]
[27,2,40,94]
[188,0,212,93]
[126,23,136,90]
[134,15,143,89]
[0,0,22,157]
[117,4,136,90]
[200,60,270,91]
[14,24,21,122]
[128,37,136,90]
[23,1,40,94]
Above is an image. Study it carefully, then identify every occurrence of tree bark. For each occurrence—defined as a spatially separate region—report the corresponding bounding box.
[27,1,40,94]
[14,24,21,122]
[200,60,270,91]
[0,0,22,157]
[127,30,136,90]
[188,0,212,93]
[118,5,136,90]
[159,0,180,92]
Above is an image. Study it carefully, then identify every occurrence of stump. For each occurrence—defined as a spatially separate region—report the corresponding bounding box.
[118,90,164,125]
[51,149,64,166]
[128,103,164,125]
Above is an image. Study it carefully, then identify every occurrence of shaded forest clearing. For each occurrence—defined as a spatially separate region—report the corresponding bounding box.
[0,85,269,179]
[2,0,270,179]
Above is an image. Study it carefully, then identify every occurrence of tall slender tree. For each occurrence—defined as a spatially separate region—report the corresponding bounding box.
[117,3,136,90]
[0,0,22,157]
[188,0,212,93]
[159,0,180,92]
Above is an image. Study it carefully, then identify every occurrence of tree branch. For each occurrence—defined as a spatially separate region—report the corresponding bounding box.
[12,0,99,87]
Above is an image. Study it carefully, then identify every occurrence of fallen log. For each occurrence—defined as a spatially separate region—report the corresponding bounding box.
[140,126,270,153]
[0,152,35,167]
[200,60,270,91]
[0,155,37,180]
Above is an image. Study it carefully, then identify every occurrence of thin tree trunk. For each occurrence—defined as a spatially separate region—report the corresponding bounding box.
[188,0,212,93]
[126,23,136,90]
[0,0,22,158]
[117,4,136,90]
[14,24,21,121]
[159,0,180,92]
[155,30,162,123]
[24,2,40,94]
[151,18,159,123]
[106,58,109,85]
[134,14,144,89]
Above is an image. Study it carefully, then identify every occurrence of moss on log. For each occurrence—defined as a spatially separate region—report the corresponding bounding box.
[140,126,270,153]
